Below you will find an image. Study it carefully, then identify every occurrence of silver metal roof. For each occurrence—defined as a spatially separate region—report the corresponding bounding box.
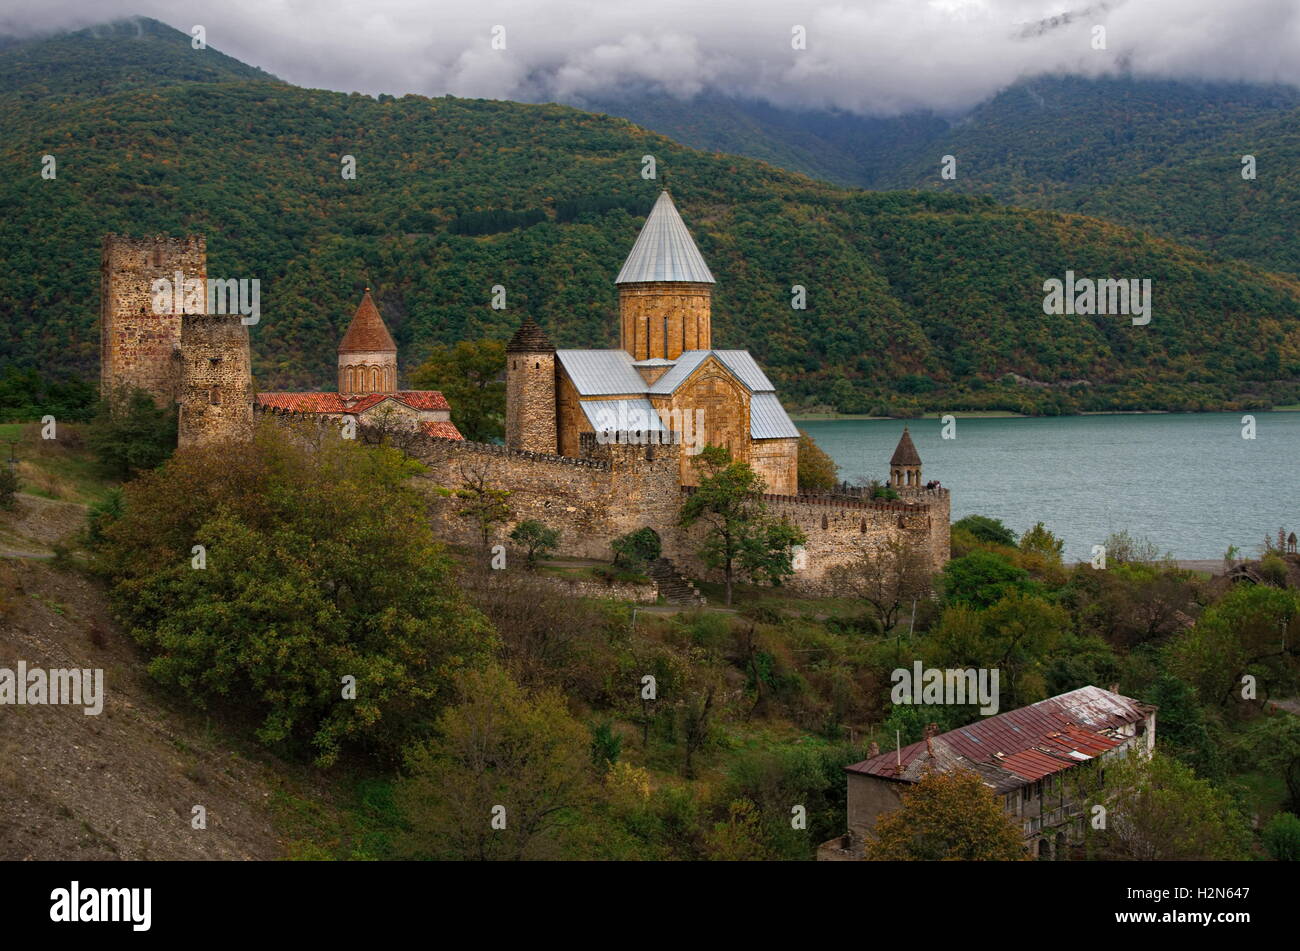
[647,349,776,395]
[556,349,647,396]
[580,399,667,433]
[713,350,776,392]
[646,350,711,394]
[750,392,800,440]
[615,191,716,285]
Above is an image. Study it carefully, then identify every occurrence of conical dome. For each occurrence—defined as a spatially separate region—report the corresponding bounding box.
[890,426,922,466]
[615,191,715,285]
[338,289,396,353]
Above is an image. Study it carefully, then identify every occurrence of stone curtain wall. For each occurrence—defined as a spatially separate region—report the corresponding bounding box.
[414,433,681,560]
[678,485,950,592]
[254,407,950,591]
[100,234,206,404]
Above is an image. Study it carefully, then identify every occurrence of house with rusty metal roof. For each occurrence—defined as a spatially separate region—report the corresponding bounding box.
[819,685,1156,861]
[503,191,800,494]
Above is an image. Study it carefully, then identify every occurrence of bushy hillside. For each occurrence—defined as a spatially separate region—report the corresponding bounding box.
[880,76,1300,277]
[602,78,1300,278]
[2,21,1299,413]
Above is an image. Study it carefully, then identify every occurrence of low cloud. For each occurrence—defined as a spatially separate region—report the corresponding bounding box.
[3,0,1298,116]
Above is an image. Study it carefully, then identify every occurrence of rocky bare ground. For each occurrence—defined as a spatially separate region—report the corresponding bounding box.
[0,493,297,860]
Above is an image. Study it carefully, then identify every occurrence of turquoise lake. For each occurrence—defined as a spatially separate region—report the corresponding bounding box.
[797,412,1300,562]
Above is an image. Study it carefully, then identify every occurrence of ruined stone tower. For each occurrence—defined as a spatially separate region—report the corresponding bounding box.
[100,234,205,405]
[505,316,557,453]
[616,191,714,361]
[338,289,398,396]
[176,310,254,448]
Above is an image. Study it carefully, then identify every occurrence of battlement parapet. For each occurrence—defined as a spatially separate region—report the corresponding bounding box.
[253,403,616,469]
[681,484,933,515]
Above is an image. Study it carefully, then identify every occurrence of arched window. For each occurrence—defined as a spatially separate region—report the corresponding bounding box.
[386,366,394,390]
[370,366,379,391]
[821,514,828,530]
[860,519,866,533]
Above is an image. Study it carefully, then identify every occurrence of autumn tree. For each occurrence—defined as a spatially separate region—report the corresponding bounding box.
[865,767,1027,861]
[92,422,494,766]
[679,445,806,605]
[455,462,512,550]
[829,535,932,633]
[1081,750,1251,861]
[410,339,506,442]
[509,519,560,569]
[395,666,591,860]
[796,430,839,492]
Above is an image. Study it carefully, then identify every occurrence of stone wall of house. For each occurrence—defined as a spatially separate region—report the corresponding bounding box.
[100,234,205,405]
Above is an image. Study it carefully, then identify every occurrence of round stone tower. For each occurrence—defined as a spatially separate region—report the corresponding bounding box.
[337,289,398,396]
[616,191,715,361]
[505,316,557,453]
[889,426,923,489]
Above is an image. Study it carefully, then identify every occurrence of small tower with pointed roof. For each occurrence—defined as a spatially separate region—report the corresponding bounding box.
[616,191,715,362]
[338,288,398,397]
[890,426,922,489]
[505,315,557,453]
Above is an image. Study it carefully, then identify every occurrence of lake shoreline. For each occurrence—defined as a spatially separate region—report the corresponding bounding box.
[792,406,1300,422]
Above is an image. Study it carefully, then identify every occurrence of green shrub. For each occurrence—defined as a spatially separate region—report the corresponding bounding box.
[1263,812,1300,861]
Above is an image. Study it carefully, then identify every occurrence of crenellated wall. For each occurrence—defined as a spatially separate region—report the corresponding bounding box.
[253,406,949,591]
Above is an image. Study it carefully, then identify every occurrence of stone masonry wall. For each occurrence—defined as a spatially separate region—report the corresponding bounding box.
[619,282,712,361]
[177,313,255,447]
[100,234,205,405]
[505,350,557,453]
[255,407,950,593]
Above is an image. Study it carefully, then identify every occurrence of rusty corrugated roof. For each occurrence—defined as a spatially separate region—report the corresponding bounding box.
[847,686,1150,792]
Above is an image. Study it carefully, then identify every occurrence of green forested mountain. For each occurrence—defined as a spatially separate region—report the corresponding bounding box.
[599,77,1300,277]
[2,19,1299,414]
[879,76,1300,277]
[0,17,283,101]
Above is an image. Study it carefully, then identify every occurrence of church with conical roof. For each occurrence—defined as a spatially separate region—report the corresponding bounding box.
[254,288,464,439]
[506,191,801,494]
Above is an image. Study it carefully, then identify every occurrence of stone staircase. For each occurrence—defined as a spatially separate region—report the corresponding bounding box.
[649,557,707,606]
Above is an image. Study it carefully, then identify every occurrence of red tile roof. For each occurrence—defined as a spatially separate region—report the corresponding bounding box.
[847,686,1151,793]
[256,392,349,413]
[256,390,450,413]
[420,420,464,440]
[338,289,397,352]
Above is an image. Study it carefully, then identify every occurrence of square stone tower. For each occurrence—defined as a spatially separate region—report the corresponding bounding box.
[100,234,206,405]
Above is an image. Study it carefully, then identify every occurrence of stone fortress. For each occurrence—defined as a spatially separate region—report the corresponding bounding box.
[98,192,950,591]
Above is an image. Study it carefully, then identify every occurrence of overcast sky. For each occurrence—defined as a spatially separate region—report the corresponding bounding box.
[3,0,1298,116]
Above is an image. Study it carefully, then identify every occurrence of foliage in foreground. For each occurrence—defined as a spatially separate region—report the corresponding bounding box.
[92,422,495,766]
